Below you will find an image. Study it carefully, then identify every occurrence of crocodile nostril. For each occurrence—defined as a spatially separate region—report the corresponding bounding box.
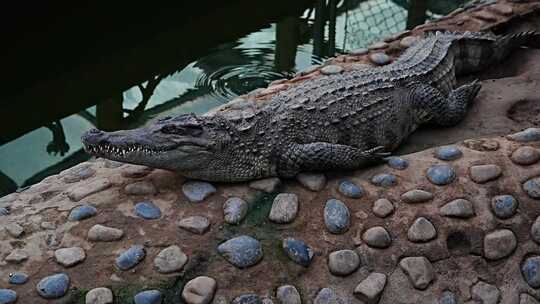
[88,128,102,134]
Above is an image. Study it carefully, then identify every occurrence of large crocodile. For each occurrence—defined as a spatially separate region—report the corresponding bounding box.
[82,31,538,182]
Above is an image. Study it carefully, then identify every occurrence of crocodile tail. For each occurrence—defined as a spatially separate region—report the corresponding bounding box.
[492,31,540,62]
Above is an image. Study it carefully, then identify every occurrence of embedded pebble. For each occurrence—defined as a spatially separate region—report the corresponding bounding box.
[5,249,28,264]
[36,273,70,299]
[354,272,386,304]
[178,216,210,234]
[269,193,299,224]
[218,235,263,268]
[8,272,28,285]
[63,165,96,183]
[368,41,388,50]
[401,189,433,203]
[104,160,124,169]
[399,36,419,48]
[440,199,475,218]
[86,287,113,304]
[349,48,368,55]
[41,221,56,230]
[116,245,146,270]
[531,216,540,244]
[469,164,502,183]
[88,224,124,242]
[435,146,463,160]
[522,256,540,288]
[223,197,248,225]
[471,281,500,304]
[491,195,518,219]
[5,222,24,238]
[232,294,261,304]
[511,146,540,165]
[68,204,97,221]
[134,201,162,220]
[370,173,397,187]
[182,276,217,304]
[399,256,434,290]
[134,290,162,304]
[362,226,392,248]
[282,237,313,267]
[328,249,360,276]
[0,289,17,304]
[296,173,326,191]
[426,164,456,185]
[313,288,343,304]
[320,65,344,75]
[524,177,540,199]
[484,229,516,260]
[490,3,513,15]
[67,178,111,201]
[0,207,9,216]
[125,181,157,195]
[439,291,457,304]
[520,293,539,304]
[54,247,86,267]
[372,199,394,218]
[408,217,437,242]
[369,52,391,65]
[386,157,409,170]
[507,128,540,142]
[337,180,363,198]
[324,199,350,234]
[154,245,188,273]
[121,164,153,178]
[249,178,281,193]
[276,285,301,304]
[182,181,216,202]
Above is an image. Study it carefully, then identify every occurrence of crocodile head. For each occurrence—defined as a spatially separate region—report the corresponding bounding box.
[81,113,230,176]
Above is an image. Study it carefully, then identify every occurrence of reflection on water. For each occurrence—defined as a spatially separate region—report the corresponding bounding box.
[0,0,467,195]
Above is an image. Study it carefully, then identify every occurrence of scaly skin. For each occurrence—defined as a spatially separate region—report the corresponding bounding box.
[81,31,539,182]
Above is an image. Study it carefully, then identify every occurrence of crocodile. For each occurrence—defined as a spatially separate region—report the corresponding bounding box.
[82,31,539,182]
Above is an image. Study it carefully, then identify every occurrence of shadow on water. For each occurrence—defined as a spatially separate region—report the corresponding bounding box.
[0,0,467,196]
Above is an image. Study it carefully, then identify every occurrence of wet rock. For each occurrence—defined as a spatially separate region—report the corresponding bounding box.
[399,257,434,290]
[484,229,516,260]
[8,272,28,285]
[520,293,540,304]
[490,195,518,219]
[507,128,540,142]
[121,164,153,178]
[511,146,540,165]
[0,289,17,304]
[524,177,540,199]
[88,225,124,242]
[399,36,419,48]
[5,222,24,238]
[522,256,540,288]
[313,288,343,304]
[440,199,474,218]
[531,216,540,244]
[469,164,502,183]
[426,164,456,185]
[386,157,409,170]
[218,235,263,268]
[408,217,437,242]
[369,52,391,65]
[182,181,216,202]
[68,204,97,221]
[282,237,313,267]
[439,291,457,304]
[5,249,28,264]
[368,41,388,50]
[249,178,281,193]
[354,272,387,304]
[337,180,363,198]
[36,273,70,299]
[182,276,217,304]
[269,193,299,224]
[62,165,96,183]
[276,285,301,304]
[232,294,261,304]
[178,216,210,234]
[363,226,392,248]
[223,197,248,225]
[0,207,9,216]
[125,181,157,195]
[134,201,162,220]
[370,173,397,187]
[54,247,86,267]
[67,178,111,201]
[372,199,394,218]
[116,245,146,270]
[320,65,344,75]
[435,146,463,161]
[296,173,326,191]
[324,199,350,234]
[134,290,162,304]
[154,245,188,274]
[349,48,368,55]
[86,287,113,304]
[328,249,360,276]
[471,281,500,304]
[401,189,433,203]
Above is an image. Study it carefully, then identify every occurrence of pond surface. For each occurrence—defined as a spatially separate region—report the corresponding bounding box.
[0,0,466,195]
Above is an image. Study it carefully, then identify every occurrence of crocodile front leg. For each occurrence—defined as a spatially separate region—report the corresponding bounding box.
[277,142,389,177]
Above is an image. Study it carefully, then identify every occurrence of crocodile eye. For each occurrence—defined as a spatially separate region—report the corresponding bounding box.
[160,125,184,134]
